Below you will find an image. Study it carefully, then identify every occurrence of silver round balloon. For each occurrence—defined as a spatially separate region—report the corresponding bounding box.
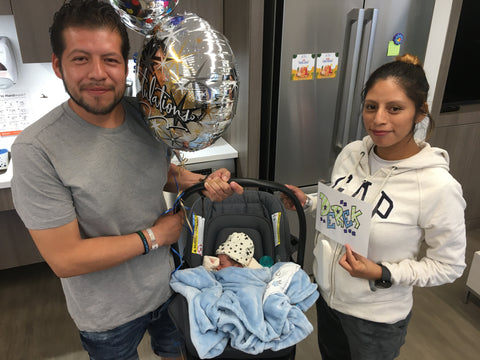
[136,13,239,152]
[110,0,179,35]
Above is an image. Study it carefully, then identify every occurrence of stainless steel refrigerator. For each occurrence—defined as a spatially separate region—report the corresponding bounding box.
[259,0,436,273]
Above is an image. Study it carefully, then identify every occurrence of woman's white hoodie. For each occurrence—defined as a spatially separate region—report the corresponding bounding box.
[308,136,466,324]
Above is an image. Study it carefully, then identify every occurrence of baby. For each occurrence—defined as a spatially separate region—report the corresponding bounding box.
[203,232,262,270]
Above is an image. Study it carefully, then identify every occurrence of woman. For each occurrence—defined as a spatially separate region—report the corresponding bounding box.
[282,54,466,360]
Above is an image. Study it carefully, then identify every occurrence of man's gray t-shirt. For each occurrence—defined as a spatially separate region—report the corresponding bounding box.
[11,98,174,332]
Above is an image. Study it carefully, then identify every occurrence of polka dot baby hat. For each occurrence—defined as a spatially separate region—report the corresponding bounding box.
[216,232,254,267]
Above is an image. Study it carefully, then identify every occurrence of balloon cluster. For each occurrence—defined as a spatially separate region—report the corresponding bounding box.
[110,1,239,152]
[110,0,178,35]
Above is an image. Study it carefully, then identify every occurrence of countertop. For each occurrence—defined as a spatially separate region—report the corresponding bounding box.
[171,137,238,165]
[0,137,237,190]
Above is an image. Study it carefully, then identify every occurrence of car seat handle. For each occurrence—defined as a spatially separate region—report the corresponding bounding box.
[178,178,307,267]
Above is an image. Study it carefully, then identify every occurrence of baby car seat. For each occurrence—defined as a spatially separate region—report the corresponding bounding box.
[168,178,307,360]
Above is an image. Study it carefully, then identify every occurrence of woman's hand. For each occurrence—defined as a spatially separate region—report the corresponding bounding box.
[339,244,382,280]
[281,184,308,211]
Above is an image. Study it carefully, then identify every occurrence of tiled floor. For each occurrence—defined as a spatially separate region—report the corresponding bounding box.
[1,229,479,359]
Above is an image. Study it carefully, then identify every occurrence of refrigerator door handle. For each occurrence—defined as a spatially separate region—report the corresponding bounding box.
[362,8,379,86]
[335,8,365,150]
[355,8,379,139]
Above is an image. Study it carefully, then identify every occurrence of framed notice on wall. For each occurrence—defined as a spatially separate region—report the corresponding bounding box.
[0,91,30,137]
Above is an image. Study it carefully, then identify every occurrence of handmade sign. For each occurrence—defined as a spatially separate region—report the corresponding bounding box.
[315,182,372,257]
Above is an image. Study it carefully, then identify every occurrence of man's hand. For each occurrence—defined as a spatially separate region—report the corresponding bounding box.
[165,165,243,201]
[339,244,382,280]
[202,168,243,202]
[151,209,185,247]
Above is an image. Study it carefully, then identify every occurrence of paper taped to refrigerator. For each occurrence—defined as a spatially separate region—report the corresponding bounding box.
[316,52,339,79]
[291,53,315,81]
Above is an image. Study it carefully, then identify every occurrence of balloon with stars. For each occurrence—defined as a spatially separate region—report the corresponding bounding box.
[109,0,179,35]
[136,13,239,152]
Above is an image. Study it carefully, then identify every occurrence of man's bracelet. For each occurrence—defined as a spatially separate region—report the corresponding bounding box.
[146,227,158,250]
[136,231,149,255]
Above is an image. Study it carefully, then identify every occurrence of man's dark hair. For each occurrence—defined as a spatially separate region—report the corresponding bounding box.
[49,0,130,65]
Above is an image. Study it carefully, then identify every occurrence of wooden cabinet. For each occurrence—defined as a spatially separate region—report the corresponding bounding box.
[0,189,44,270]
[10,0,64,63]
[0,0,11,15]
[430,106,480,229]
[9,0,223,63]
[465,251,480,303]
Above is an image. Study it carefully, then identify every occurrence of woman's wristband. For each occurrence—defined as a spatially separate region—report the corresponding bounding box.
[146,227,158,250]
[303,195,313,210]
[374,264,392,289]
[136,231,149,255]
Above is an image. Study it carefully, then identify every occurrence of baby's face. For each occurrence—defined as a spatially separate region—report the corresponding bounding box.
[217,254,243,270]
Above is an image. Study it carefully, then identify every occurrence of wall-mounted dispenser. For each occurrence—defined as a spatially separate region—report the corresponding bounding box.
[0,37,18,89]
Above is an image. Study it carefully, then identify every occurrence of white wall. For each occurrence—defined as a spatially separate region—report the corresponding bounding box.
[424,0,454,108]
[0,15,68,150]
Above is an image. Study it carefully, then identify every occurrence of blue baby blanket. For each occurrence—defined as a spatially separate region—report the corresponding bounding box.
[170,262,319,359]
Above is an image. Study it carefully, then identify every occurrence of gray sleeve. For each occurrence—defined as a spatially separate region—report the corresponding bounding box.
[11,142,76,230]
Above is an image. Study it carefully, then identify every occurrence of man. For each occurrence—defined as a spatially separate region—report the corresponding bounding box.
[11,1,242,359]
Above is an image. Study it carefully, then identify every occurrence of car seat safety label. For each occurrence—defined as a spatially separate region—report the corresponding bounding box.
[191,215,205,255]
[271,212,281,246]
